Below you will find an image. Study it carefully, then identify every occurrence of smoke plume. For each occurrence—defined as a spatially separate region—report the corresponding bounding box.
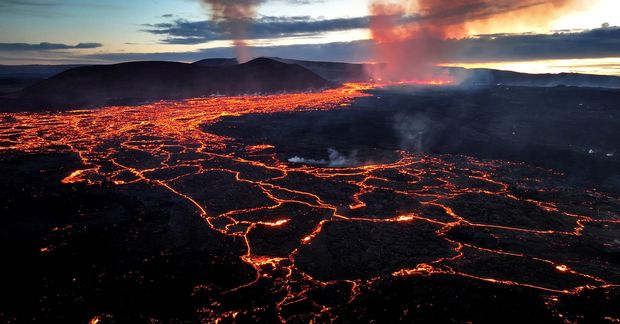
[367,0,579,81]
[199,0,265,62]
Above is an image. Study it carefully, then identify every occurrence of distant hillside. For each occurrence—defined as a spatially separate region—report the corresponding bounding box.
[0,64,85,79]
[2,58,332,111]
[258,58,620,88]
[0,64,86,95]
[270,57,371,82]
[193,57,371,82]
[450,67,620,88]
[192,58,238,67]
[4,57,620,112]
[265,58,620,88]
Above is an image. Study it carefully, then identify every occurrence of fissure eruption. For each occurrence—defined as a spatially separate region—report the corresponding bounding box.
[367,0,580,81]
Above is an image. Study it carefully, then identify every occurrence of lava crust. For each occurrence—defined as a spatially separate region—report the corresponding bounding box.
[1,83,619,323]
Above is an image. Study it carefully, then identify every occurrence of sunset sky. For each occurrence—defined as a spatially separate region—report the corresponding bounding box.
[1,0,619,75]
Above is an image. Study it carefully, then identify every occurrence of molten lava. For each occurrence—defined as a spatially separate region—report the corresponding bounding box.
[1,82,618,322]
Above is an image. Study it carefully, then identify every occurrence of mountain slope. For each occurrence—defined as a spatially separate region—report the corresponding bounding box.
[0,64,85,79]
[450,67,620,88]
[192,58,238,67]
[7,58,331,111]
[271,57,371,82]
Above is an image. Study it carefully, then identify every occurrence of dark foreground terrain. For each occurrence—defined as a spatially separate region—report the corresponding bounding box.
[1,84,619,323]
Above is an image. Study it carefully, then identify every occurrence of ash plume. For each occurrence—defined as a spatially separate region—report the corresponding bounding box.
[199,0,266,62]
[367,0,580,82]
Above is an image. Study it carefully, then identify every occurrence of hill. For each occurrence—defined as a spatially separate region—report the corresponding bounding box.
[451,67,620,88]
[270,57,371,82]
[4,57,620,112]
[2,58,332,111]
[192,58,238,67]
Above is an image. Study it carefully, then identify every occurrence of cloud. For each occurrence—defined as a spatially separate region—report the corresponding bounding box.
[452,26,620,62]
[87,26,620,63]
[0,42,103,51]
[0,0,109,8]
[143,15,370,44]
[86,40,373,63]
[4,26,620,66]
[283,0,325,4]
[0,0,114,11]
[0,0,61,7]
[144,1,579,46]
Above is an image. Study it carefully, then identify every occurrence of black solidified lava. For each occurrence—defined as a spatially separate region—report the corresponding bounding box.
[1,84,620,323]
[295,220,455,281]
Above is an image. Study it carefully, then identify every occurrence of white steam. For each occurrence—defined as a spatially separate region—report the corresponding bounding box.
[393,114,431,152]
[288,148,358,167]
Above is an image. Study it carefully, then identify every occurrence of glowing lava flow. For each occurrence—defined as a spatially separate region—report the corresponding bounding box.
[1,82,619,322]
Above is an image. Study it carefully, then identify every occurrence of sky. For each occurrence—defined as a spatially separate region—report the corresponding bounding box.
[1,0,620,75]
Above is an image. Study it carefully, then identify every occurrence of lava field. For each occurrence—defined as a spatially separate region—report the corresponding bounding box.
[1,83,619,323]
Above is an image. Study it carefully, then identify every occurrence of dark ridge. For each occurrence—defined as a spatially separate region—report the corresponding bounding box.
[0,78,43,96]
[4,57,620,112]
[263,58,620,87]
[450,67,620,88]
[0,64,85,79]
[0,64,87,96]
[192,58,238,67]
[221,58,332,94]
[3,58,332,112]
[270,57,371,82]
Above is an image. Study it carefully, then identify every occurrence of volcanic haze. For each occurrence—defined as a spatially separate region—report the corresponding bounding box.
[367,0,581,81]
